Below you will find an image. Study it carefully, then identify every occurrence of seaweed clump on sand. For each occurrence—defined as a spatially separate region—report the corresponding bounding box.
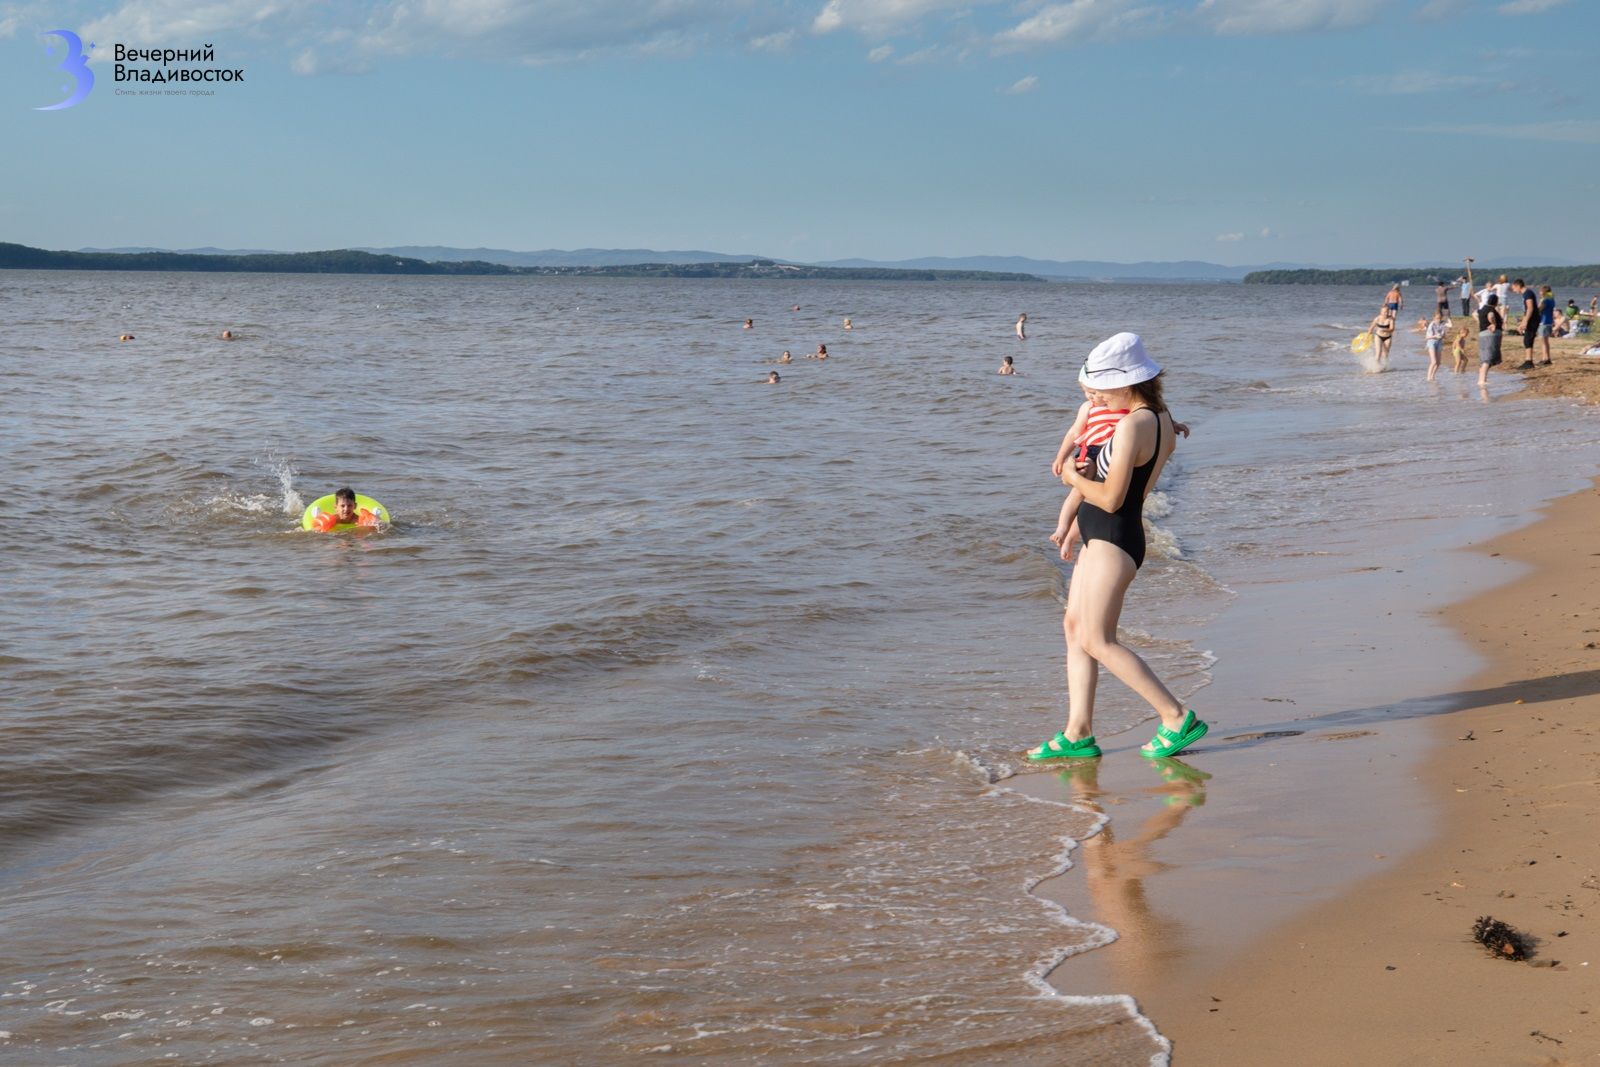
[1473,916,1532,961]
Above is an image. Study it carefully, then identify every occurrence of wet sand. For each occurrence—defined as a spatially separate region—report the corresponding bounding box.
[1151,475,1600,1065]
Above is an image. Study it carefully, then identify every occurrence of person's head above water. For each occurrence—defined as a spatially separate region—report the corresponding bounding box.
[220,329,234,340]
[334,487,359,522]
[768,370,781,383]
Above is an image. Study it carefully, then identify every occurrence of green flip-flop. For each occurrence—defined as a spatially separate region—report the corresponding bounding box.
[1027,732,1102,761]
[1140,710,1208,759]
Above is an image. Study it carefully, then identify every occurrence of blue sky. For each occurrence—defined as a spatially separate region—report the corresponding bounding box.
[2,0,1595,264]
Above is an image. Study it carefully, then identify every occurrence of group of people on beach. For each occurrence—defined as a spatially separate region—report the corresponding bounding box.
[1367,260,1595,386]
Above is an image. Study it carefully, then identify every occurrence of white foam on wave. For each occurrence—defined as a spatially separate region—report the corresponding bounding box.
[256,452,304,516]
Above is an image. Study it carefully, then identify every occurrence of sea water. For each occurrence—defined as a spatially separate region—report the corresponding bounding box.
[2,272,1597,1064]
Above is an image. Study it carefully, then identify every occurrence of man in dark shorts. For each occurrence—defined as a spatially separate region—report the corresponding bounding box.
[1513,279,1538,370]
[1435,281,1451,320]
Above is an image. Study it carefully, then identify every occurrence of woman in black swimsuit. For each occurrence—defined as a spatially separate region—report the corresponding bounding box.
[1028,333,1209,763]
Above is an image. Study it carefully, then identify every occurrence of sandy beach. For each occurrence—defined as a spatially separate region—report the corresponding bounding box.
[1033,324,1600,1064]
[1154,472,1600,1065]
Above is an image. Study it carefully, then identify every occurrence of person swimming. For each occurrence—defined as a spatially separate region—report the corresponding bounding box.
[843,318,853,330]
[998,355,1016,375]
[743,318,754,330]
[311,487,381,532]
[220,330,235,340]
[811,343,828,359]
[768,370,781,384]
[778,350,792,364]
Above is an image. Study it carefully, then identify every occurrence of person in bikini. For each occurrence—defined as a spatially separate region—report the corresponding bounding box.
[1368,305,1397,367]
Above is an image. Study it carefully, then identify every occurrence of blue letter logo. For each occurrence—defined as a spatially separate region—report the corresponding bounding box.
[36,30,94,111]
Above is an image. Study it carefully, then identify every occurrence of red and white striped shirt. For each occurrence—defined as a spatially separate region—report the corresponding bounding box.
[1075,406,1129,462]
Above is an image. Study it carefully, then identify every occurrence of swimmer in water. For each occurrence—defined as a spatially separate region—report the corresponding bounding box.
[119,333,135,341]
[220,330,235,340]
[810,343,828,359]
[843,318,853,330]
[998,355,1016,375]
[312,487,379,531]
[792,305,801,311]
[778,350,792,364]
[768,371,781,384]
[1016,313,1027,340]
[744,318,754,330]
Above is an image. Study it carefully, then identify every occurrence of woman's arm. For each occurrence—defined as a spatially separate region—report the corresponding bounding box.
[1062,410,1155,512]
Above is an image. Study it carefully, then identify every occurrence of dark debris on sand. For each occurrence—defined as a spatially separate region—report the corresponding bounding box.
[1473,915,1533,961]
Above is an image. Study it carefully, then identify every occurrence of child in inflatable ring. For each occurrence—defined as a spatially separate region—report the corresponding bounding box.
[312,487,379,532]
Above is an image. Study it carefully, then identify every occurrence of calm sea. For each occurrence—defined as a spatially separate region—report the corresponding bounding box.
[3,272,1597,1065]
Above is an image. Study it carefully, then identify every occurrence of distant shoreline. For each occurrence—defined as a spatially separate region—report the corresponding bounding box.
[0,243,1042,282]
[1246,265,1600,286]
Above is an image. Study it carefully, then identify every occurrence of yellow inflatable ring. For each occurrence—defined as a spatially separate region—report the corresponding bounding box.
[1351,332,1372,353]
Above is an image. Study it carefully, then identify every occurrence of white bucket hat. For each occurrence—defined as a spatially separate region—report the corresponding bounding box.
[1078,332,1161,390]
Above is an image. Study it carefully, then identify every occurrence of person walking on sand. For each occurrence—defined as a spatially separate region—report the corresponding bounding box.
[1538,286,1556,365]
[1016,313,1028,340]
[1511,279,1539,370]
[1027,333,1209,763]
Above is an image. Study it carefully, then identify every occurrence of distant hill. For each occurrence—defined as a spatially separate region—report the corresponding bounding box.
[355,246,776,267]
[1245,265,1600,287]
[4,243,1038,281]
[816,255,1268,281]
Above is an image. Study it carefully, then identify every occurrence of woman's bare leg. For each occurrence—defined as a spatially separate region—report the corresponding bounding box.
[1063,570,1099,741]
[1073,540,1186,730]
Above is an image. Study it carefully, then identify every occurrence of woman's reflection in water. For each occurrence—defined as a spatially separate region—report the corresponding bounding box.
[1060,757,1212,984]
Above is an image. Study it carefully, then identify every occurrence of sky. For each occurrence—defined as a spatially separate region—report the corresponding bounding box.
[1,0,1596,265]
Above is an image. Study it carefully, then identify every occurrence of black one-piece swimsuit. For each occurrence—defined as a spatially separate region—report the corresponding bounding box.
[1078,413,1160,570]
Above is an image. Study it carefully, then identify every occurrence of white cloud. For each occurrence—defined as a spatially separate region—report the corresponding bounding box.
[813,0,988,36]
[80,0,772,69]
[1197,0,1386,35]
[1346,70,1487,95]
[82,0,312,50]
[867,43,893,61]
[1498,0,1568,12]
[1406,119,1600,143]
[994,0,1160,50]
[749,29,796,51]
[1216,232,1244,242]
[1004,74,1039,93]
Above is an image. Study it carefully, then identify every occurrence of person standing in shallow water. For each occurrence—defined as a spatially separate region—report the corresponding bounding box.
[1016,313,1028,340]
[1028,333,1209,763]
